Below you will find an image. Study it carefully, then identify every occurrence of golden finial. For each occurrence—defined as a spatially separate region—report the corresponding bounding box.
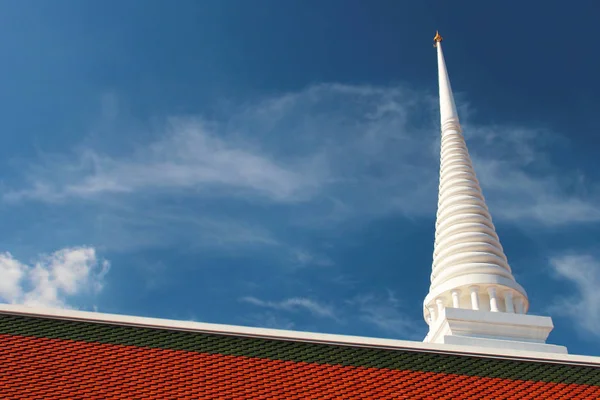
[433,31,443,47]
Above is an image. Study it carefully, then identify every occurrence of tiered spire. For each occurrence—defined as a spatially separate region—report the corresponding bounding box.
[423,33,529,328]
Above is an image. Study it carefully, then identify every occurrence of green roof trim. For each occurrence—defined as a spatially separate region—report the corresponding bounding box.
[1,314,599,386]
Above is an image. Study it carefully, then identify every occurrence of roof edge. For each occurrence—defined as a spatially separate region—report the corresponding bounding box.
[1,303,598,366]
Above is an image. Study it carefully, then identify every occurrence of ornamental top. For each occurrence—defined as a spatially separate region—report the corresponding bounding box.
[433,31,443,47]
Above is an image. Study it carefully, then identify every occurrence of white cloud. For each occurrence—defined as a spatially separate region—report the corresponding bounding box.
[241,290,423,339]
[240,296,337,319]
[0,247,109,309]
[99,209,281,252]
[3,82,599,242]
[471,155,600,225]
[4,121,322,203]
[290,249,334,267]
[0,256,26,301]
[347,290,422,339]
[241,312,296,330]
[1,85,431,216]
[549,254,600,337]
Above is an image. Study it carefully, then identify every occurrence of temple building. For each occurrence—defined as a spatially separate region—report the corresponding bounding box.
[1,33,599,399]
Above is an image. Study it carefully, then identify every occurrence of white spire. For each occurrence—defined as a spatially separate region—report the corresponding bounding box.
[423,33,565,353]
[435,36,460,132]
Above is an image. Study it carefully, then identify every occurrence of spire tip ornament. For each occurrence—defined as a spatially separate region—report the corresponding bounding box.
[433,31,443,47]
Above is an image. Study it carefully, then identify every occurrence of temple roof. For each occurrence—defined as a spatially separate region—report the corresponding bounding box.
[1,305,599,399]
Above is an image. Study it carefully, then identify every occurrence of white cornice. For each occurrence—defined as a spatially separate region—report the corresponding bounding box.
[1,303,599,367]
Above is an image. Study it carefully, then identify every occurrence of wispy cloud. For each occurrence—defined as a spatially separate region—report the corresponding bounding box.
[548,254,600,338]
[240,296,337,319]
[290,249,334,267]
[347,290,422,339]
[241,290,422,339]
[241,311,296,330]
[0,247,109,309]
[459,120,600,226]
[4,119,323,203]
[2,83,599,259]
[91,208,281,253]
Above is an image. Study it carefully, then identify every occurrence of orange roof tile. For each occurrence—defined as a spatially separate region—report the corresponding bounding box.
[1,312,600,399]
[0,333,598,399]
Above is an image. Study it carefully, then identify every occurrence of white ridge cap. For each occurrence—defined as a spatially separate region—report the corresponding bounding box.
[1,303,599,367]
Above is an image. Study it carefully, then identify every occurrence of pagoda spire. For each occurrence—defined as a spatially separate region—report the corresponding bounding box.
[422,33,564,353]
[425,32,527,320]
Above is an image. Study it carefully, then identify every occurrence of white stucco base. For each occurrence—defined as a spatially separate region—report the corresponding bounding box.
[424,307,568,354]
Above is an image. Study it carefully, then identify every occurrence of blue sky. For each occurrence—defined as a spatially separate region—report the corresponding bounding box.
[0,1,599,357]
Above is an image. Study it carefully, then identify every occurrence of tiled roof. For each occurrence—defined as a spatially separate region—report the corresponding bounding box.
[1,312,599,399]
